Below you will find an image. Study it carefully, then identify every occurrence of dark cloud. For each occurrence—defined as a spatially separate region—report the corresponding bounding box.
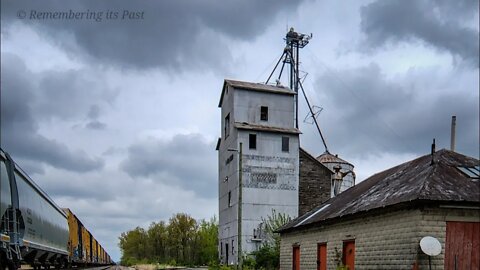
[310,63,479,158]
[359,0,479,67]
[86,120,107,130]
[1,0,304,71]
[121,134,217,198]
[87,105,101,119]
[0,53,105,172]
[85,105,107,130]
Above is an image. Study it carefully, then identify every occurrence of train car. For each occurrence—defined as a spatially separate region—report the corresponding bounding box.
[0,149,69,269]
[64,208,84,265]
[1,149,114,269]
[0,151,13,269]
[64,208,115,267]
[81,227,91,264]
[93,238,99,264]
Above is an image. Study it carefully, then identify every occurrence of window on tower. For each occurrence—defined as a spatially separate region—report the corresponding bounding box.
[228,191,232,207]
[260,106,268,121]
[249,134,257,149]
[282,136,289,152]
[224,113,230,138]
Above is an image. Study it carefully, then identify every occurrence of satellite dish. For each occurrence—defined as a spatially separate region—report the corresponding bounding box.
[420,236,442,256]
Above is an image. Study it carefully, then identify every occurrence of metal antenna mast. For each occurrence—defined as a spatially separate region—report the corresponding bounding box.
[266,28,329,153]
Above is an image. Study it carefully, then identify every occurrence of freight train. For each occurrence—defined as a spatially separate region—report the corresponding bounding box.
[0,149,114,269]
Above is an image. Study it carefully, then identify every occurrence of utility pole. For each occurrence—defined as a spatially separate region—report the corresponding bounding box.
[237,142,243,270]
[228,143,243,269]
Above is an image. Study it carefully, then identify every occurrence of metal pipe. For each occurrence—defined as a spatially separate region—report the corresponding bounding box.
[266,51,287,85]
[285,49,329,152]
[450,115,456,152]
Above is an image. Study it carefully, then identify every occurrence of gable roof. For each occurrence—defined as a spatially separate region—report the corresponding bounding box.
[300,147,334,173]
[279,149,480,232]
[218,79,295,107]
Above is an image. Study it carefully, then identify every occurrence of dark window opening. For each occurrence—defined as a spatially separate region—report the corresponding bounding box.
[232,240,235,255]
[226,243,229,263]
[260,106,268,121]
[282,136,289,152]
[228,191,232,207]
[226,154,234,165]
[249,134,257,149]
[224,114,230,138]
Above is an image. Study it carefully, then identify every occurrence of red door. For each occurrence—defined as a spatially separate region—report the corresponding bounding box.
[317,243,327,270]
[445,221,480,269]
[293,246,300,270]
[343,240,355,270]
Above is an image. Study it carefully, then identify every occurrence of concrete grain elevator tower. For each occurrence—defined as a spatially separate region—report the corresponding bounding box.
[216,79,300,266]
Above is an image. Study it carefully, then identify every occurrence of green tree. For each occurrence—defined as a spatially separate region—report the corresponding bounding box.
[196,216,219,265]
[251,210,291,270]
[118,227,148,265]
[147,221,168,262]
[168,213,197,264]
[118,213,219,267]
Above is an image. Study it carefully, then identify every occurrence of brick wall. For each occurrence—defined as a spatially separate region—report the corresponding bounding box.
[298,149,331,216]
[280,207,480,270]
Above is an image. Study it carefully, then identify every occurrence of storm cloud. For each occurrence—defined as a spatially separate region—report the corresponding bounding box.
[1,0,477,262]
[1,0,305,71]
[121,133,217,198]
[311,63,479,158]
[360,0,479,67]
[1,53,106,172]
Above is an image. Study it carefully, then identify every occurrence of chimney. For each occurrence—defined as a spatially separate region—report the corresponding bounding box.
[450,115,456,152]
[431,138,436,165]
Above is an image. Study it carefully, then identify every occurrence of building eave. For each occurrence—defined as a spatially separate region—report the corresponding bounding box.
[219,79,296,108]
[234,122,301,134]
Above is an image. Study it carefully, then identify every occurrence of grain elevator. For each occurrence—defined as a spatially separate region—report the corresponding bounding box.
[216,79,300,265]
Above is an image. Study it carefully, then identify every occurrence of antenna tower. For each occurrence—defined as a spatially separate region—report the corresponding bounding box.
[266,28,329,153]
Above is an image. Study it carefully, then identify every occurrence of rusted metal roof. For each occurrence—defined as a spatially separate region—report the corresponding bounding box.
[279,149,480,232]
[234,122,301,134]
[218,79,295,107]
[317,151,353,166]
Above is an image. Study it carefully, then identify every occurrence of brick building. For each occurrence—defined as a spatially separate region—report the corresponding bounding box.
[298,148,333,216]
[278,149,479,270]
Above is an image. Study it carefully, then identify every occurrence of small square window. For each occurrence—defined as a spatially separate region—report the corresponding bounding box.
[260,106,268,121]
[249,134,257,149]
[282,136,289,152]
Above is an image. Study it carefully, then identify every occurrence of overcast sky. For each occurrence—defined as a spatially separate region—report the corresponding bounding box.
[1,0,478,262]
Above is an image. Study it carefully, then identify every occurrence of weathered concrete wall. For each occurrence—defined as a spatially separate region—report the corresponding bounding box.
[238,130,299,257]
[298,149,331,216]
[280,207,480,270]
[234,89,295,129]
[218,84,239,265]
